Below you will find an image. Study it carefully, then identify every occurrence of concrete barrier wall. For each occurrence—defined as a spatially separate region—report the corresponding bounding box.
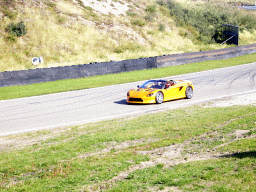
[0,57,156,87]
[0,44,255,87]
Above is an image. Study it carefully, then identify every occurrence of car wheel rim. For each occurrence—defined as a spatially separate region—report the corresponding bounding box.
[187,87,193,98]
[157,93,163,103]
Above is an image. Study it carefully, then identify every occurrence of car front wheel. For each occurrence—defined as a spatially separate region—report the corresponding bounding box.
[155,92,164,104]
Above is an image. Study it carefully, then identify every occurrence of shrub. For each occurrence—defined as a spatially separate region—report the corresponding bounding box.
[158,0,256,44]
[46,1,56,8]
[126,10,138,17]
[5,33,17,43]
[145,14,154,22]
[114,42,142,53]
[84,6,93,11]
[57,15,66,24]
[159,5,170,17]
[1,0,16,8]
[7,21,27,37]
[145,5,157,13]
[0,6,18,19]
[132,19,146,27]
[179,28,188,37]
[158,23,165,31]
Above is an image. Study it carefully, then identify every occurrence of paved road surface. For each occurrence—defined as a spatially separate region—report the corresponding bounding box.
[1,63,256,136]
[239,5,256,10]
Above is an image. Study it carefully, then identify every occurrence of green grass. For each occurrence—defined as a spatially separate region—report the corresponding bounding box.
[1,53,256,101]
[110,148,256,191]
[0,105,255,191]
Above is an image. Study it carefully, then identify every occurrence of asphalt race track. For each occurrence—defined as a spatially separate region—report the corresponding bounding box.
[1,63,256,136]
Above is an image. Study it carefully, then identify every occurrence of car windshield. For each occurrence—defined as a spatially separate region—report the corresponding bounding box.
[140,80,166,89]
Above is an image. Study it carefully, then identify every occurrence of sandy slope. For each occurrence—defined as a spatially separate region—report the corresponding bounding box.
[79,0,129,15]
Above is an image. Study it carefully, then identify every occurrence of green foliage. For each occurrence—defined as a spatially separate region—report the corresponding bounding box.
[145,14,155,22]
[83,10,99,21]
[157,0,256,43]
[145,5,157,13]
[158,23,165,31]
[83,6,93,11]
[179,28,188,37]
[159,5,170,17]
[7,21,27,37]
[157,0,167,6]
[57,15,66,24]
[126,9,138,17]
[236,13,256,31]
[76,0,88,8]
[132,19,146,27]
[5,33,17,43]
[45,1,56,8]
[0,6,18,19]
[114,42,142,53]
[1,0,16,8]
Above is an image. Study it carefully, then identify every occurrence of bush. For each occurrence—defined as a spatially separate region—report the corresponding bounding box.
[0,6,18,19]
[7,21,27,37]
[145,14,155,22]
[5,33,17,43]
[114,42,142,53]
[46,1,56,9]
[0,0,16,8]
[158,0,256,44]
[132,19,146,27]
[57,15,66,24]
[145,5,157,13]
[126,10,138,17]
[158,23,165,31]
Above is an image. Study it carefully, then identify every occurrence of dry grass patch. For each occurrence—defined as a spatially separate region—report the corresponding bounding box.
[0,0,256,72]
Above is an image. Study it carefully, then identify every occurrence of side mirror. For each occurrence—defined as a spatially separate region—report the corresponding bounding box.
[137,85,140,88]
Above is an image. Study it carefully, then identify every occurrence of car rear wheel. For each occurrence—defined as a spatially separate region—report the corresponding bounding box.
[185,86,193,99]
[155,92,164,104]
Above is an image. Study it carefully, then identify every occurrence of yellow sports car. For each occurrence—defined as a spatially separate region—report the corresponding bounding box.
[127,79,194,104]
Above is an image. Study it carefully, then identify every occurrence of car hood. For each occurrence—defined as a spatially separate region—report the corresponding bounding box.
[129,88,157,98]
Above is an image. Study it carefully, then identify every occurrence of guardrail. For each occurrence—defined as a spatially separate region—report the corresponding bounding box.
[156,44,256,68]
[0,44,255,87]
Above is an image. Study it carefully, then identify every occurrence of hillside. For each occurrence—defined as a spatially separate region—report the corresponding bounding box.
[0,0,256,72]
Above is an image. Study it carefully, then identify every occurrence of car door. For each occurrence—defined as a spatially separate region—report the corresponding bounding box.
[164,84,185,100]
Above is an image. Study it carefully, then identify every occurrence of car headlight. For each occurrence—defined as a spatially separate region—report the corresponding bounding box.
[146,93,154,97]
[127,92,130,96]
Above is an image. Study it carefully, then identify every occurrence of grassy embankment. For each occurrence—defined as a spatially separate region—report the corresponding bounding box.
[0,104,255,191]
[0,52,255,101]
[0,0,256,72]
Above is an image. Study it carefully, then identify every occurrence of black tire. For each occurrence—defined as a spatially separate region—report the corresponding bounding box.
[155,92,164,104]
[185,86,193,99]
